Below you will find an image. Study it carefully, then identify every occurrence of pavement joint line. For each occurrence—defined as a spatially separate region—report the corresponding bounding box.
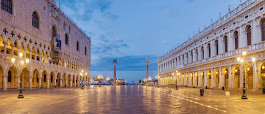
[11,89,101,113]
[154,90,227,113]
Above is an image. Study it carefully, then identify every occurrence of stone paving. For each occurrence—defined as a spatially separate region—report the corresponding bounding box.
[0,85,265,114]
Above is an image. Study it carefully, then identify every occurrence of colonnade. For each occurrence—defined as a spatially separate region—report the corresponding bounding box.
[159,61,265,91]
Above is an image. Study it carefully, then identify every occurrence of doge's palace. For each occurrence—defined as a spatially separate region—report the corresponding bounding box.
[158,0,265,92]
[0,0,91,90]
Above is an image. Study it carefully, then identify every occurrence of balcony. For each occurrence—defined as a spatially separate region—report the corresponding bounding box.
[159,41,265,74]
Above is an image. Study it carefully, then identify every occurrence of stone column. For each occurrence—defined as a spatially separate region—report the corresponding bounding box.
[204,43,209,58]
[34,49,37,60]
[17,72,20,89]
[60,78,62,87]
[204,70,207,88]
[198,71,201,87]
[145,58,149,84]
[253,62,258,90]
[113,59,117,85]
[29,74,33,89]
[211,69,214,88]
[239,25,246,48]
[228,65,233,89]
[219,67,222,88]
[74,75,77,87]
[252,19,258,44]
[229,31,235,51]
[3,75,7,90]
[256,19,262,43]
[70,78,73,87]
[47,72,50,88]
[38,73,42,88]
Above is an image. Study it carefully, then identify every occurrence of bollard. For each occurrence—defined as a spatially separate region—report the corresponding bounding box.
[200,89,204,96]
[205,86,208,89]
[176,85,178,90]
[222,87,225,90]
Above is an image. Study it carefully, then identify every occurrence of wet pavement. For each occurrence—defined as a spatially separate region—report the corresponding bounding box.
[0,85,265,114]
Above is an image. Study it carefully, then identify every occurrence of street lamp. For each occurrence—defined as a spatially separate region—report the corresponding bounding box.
[106,77,110,86]
[11,52,30,98]
[97,74,103,87]
[237,50,255,99]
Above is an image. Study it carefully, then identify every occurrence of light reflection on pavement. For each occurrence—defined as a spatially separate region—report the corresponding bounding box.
[0,85,265,114]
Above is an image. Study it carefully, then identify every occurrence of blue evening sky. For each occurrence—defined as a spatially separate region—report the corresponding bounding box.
[56,0,242,82]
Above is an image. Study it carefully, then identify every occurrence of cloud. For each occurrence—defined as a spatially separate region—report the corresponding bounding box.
[92,34,129,56]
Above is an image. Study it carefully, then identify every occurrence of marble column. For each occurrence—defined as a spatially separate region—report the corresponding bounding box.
[228,65,233,89]
[3,75,7,90]
[3,41,7,58]
[211,69,214,88]
[29,74,33,89]
[219,67,222,88]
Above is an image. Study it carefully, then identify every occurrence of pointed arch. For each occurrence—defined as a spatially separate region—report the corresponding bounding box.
[32,11,40,29]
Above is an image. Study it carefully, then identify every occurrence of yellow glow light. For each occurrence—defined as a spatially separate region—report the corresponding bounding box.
[11,58,15,63]
[26,59,29,64]
[225,70,227,73]
[21,60,24,65]
[216,72,218,74]
[247,68,250,71]
[237,57,241,62]
[242,51,246,56]
[176,70,178,73]
[85,73,87,75]
[208,73,211,75]
[19,53,23,58]
[235,69,238,72]
[262,66,265,69]
[252,58,256,62]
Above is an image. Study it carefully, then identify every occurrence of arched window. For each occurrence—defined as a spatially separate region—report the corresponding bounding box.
[32,11,39,29]
[191,50,193,63]
[65,33,69,45]
[215,40,218,55]
[77,41,79,51]
[52,25,57,38]
[261,19,265,41]
[201,46,204,59]
[1,0,12,14]
[208,43,211,58]
[234,31,239,49]
[85,47,87,55]
[224,36,228,53]
[8,70,11,82]
[51,75,53,82]
[196,48,198,61]
[246,25,251,46]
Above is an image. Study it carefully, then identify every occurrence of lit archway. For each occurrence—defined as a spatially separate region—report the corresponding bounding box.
[260,63,265,89]
[214,69,219,88]
[233,66,240,89]
[50,71,55,87]
[42,70,47,88]
[8,66,17,89]
[246,65,253,89]
[32,69,39,88]
[21,67,29,88]
[223,68,229,89]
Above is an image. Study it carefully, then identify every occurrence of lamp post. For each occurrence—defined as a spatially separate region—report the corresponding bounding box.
[97,74,103,87]
[237,50,255,99]
[80,70,86,90]
[11,53,30,98]
[106,77,110,86]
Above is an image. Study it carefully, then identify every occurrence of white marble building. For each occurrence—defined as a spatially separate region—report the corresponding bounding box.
[0,0,91,90]
[158,0,265,92]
